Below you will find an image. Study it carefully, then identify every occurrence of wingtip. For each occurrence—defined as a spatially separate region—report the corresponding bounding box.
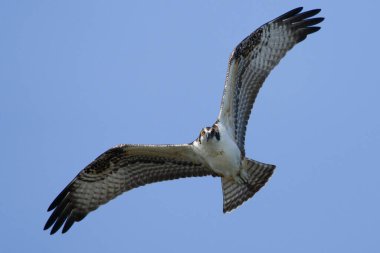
[311,8,322,15]
[44,214,55,231]
[50,223,62,235]
[290,7,304,14]
[276,7,303,21]
[61,217,75,234]
[300,9,322,19]
[305,26,322,34]
[47,204,54,212]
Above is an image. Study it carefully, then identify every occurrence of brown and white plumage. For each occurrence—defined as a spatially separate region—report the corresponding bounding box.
[44,144,216,234]
[221,159,274,213]
[45,7,323,234]
[218,7,323,156]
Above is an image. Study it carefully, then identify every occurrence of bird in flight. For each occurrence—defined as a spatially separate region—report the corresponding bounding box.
[44,7,324,234]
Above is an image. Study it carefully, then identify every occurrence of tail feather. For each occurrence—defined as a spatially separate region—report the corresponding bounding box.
[222,158,275,213]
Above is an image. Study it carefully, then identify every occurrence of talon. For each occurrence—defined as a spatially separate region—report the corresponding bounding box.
[233,171,249,185]
[233,175,245,184]
[239,169,249,183]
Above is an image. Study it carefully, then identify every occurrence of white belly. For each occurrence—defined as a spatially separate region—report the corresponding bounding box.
[193,123,242,177]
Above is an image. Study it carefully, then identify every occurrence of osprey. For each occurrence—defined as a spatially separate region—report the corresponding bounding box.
[45,7,324,234]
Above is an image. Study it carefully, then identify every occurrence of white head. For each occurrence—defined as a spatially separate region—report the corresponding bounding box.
[197,124,220,144]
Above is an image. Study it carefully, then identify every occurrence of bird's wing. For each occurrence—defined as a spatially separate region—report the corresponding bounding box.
[44,144,216,234]
[217,7,324,156]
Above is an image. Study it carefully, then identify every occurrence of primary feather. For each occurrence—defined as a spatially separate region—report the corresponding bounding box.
[44,145,216,234]
[45,7,323,234]
[218,7,323,156]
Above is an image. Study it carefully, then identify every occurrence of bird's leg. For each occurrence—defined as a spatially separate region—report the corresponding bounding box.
[239,168,249,183]
[233,168,249,184]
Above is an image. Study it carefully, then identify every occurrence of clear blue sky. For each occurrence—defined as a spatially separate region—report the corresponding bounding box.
[1,1,379,252]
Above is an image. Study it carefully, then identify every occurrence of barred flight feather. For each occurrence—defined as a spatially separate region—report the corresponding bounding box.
[44,144,216,234]
[218,7,324,156]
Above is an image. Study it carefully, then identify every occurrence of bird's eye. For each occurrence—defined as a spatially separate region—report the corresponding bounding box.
[201,130,206,136]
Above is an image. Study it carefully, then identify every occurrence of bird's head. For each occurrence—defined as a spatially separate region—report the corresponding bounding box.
[198,125,220,144]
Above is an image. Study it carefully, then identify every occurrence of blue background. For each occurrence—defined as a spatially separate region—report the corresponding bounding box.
[1,1,379,252]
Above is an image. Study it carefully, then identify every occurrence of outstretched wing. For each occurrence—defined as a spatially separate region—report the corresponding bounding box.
[44,144,216,234]
[217,7,324,156]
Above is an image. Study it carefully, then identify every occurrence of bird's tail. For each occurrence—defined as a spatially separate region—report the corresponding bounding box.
[221,158,275,213]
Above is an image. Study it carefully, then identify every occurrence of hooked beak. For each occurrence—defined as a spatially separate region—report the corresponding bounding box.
[206,132,211,142]
[206,130,215,142]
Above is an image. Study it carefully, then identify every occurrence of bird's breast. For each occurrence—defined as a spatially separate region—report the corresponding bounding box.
[193,126,241,177]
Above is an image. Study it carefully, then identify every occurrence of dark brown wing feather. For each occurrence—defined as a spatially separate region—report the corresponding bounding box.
[44,144,215,234]
[217,7,324,156]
